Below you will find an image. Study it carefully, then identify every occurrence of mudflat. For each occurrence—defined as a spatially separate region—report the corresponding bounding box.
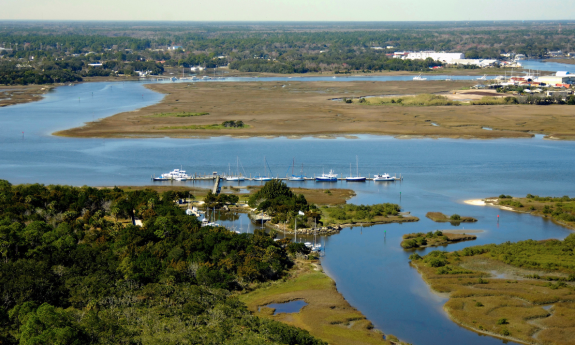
[0,85,54,107]
[56,80,575,140]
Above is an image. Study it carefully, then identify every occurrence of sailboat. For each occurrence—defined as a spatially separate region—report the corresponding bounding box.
[226,157,245,181]
[477,74,487,81]
[288,159,306,181]
[413,74,427,81]
[346,156,366,182]
[254,156,274,181]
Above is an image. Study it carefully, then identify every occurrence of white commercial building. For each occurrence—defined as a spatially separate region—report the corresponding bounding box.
[536,75,575,86]
[450,59,499,67]
[404,51,464,63]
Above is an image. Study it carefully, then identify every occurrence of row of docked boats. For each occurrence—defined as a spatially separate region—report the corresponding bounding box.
[153,157,398,182]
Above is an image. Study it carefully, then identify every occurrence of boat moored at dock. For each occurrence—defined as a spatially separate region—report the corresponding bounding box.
[152,168,190,181]
[373,173,395,181]
[345,156,366,182]
[316,170,338,182]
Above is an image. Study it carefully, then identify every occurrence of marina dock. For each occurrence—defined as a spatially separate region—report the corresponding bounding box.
[152,173,403,182]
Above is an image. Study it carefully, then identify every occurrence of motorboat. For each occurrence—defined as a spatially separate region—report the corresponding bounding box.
[413,74,427,81]
[477,74,487,81]
[152,168,190,181]
[316,170,338,182]
[374,173,395,182]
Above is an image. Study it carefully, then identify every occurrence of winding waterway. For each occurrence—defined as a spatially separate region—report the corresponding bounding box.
[2,72,575,344]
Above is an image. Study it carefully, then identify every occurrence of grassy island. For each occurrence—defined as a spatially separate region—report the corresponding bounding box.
[321,203,419,227]
[401,230,477,249]
[426,212,477,224]
[486,194,575,230]
[411,235,575,345]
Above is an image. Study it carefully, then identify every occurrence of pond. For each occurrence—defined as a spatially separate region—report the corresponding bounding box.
[259,300,308,315]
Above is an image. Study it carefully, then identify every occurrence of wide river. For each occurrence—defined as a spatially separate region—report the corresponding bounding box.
[1,64,574,344]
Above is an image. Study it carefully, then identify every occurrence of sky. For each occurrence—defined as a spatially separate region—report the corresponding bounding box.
[2,0,575,21]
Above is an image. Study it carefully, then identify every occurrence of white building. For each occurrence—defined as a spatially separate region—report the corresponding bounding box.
[404,51,465,64]
[450,59,499,67]
[537,75,575,86]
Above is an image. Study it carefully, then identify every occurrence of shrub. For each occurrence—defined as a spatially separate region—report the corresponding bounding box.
[501,329,511,336]
[497,318,508,325]
[475,302,484,307]
[450,214,461,221]
[409,253,422,261]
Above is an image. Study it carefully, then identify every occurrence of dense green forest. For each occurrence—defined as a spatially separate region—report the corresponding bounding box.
[0,180,324,344]
[1,21,574,83]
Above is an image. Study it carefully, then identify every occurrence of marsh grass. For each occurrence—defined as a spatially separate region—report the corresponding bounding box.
[425,212,477,223]
[159,124,250,130]
[412,234,575,345]
[240,261,400,345]
[357,94,459,106]
[321,203,418,226]
[401,230,477,249]
[470,97,518,105]
[149,111,209,117]
[492,195,575,230]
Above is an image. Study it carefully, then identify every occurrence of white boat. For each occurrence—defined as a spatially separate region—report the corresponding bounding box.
[477,74,487,81]
[413,74,427,81]
[346,156,366,182]
[254,156,274,181]
[304,242,313,248]
[153,168,190,181]
[288,159,306,181]
[225,157,246,181]
[374,173,395,182]
[226,176,245,181]
[316,169,338,182]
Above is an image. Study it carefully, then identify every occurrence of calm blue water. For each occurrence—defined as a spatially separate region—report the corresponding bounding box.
[520,59,575,74]
[2,80,575,345]
[260,300,308,315]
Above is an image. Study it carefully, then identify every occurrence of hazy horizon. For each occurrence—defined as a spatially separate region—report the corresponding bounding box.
[2,0,575,21]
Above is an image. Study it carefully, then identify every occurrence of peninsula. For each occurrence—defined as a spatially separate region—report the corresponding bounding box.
[54,81,575,140]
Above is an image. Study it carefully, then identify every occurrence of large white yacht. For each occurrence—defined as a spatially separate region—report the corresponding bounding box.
[153,168,190,181]
[373,173,395,181]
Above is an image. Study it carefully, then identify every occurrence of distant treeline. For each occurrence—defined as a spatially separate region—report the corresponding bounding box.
[0,67,82,85]
[230,55,443,74]
[1,21,573,82]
